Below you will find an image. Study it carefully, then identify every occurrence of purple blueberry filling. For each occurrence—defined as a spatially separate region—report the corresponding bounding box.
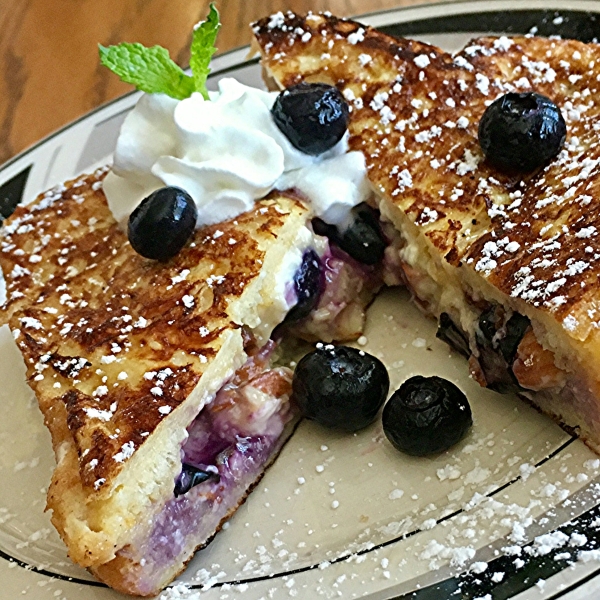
[153,432,280,564]
[119,426,295,595]
[114,352,298,595]
[174,357,294,497]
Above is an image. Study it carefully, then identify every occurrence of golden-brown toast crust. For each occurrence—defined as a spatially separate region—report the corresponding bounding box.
[1,169,301,490]
[254,13,600,351]
[0,168,311,567]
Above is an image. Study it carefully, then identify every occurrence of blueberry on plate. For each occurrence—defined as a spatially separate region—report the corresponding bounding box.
[291,345,389,432]
[382,375,472,456]
[313,204,386,265]
[271,82,350,155]
[283,249,324,324]
[128,186,197,261]
[478,92,566,172]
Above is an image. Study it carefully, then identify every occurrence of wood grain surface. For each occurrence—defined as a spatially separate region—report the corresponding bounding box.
[0,0,443,165]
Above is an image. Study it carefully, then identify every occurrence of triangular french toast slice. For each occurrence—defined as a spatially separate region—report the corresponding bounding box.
[0,167,326,594]
[254,13,600,452]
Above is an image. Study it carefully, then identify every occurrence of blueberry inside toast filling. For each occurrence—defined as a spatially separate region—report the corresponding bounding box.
[177,339,294,501]
[284,243,384,343]
[434,305,599,447]
[118,427,296,596]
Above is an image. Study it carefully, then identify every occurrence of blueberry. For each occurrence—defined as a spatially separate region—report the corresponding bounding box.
[313,204,386,265]
[478,305,503,345]
[283,250,324,324]
[128,186,197,261]
[479,306,530,364]
[499,313,531,363]
[478,92,566,172]
[272,83,349,155]
[436,313,470,359]
[174,464,219,498]
[475,306,531,392]
[291,345,389,432]
[383,376,472,456]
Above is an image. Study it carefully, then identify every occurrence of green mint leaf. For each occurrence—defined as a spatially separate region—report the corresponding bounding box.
[190,3,221,100]
[99,43,195,100]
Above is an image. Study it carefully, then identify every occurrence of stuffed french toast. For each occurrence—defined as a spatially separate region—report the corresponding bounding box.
[2,170,318,594]
[253,12,600,453]
[7,6,600,596]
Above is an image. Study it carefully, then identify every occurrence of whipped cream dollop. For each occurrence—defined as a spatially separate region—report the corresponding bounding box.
[103,78,370,229]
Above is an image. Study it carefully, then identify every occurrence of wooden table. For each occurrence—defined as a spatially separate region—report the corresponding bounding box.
[0,0,445,166]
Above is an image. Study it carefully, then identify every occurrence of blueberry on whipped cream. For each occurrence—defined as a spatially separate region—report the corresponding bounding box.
[271,82,350,155]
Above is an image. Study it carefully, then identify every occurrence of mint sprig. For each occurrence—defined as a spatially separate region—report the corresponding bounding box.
[99,3,220,101]
[98,43,196,100]
[190,4,221,100]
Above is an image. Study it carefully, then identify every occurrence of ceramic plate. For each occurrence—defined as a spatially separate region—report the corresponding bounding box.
[3,2,600,599]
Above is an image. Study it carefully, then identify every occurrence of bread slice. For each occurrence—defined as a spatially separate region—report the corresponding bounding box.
[253,13,600,452]
[0,167,327,594]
